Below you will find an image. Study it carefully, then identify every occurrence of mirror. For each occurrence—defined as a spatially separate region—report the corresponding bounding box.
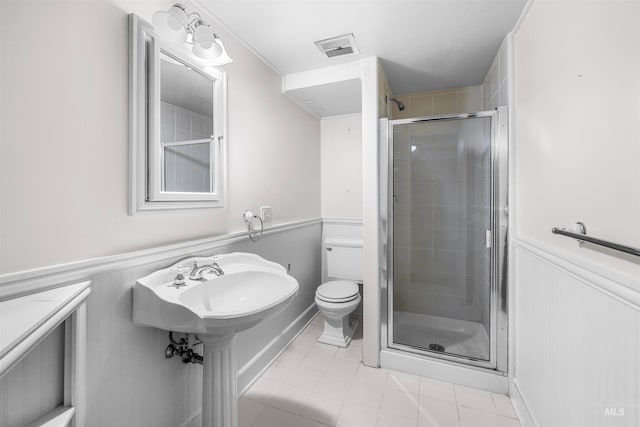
[157,52,214,195]
[129,14,227,214]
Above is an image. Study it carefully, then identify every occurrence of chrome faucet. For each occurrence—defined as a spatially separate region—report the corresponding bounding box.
[189,259,224,280]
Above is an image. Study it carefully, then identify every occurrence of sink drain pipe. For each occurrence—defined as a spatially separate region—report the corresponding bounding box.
[165,331,203,365]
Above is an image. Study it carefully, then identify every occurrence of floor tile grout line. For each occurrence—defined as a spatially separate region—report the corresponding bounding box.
[455,402,462,427]
[247,319,520,427]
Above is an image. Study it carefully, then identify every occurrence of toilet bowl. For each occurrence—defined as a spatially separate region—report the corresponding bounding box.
[315,280,361,347]
[315,235,364,347]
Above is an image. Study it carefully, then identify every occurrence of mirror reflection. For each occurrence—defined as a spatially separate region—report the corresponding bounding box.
[160,52,214,193]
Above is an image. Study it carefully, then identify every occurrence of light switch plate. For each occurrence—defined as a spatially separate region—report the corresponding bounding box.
[260,206,272,227]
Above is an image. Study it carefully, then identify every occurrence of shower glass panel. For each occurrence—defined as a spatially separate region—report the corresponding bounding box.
[391,116,492,362]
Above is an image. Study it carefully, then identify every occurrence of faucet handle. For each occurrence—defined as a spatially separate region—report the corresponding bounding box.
[170,265,191,287]
[171,265,191,275]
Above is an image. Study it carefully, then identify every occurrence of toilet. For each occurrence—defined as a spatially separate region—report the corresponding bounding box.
[315,237,363,347]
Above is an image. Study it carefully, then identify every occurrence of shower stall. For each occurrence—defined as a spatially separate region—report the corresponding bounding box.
[381,108,508,376]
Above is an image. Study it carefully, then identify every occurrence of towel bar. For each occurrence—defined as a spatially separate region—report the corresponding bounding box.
[552,222,640,258]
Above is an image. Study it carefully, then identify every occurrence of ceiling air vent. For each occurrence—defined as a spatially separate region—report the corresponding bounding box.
[314,33,360,58]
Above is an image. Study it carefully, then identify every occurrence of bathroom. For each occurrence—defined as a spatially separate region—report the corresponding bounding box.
[1,0,639,426]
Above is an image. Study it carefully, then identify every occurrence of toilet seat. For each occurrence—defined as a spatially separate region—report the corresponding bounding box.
[315,281,359,303]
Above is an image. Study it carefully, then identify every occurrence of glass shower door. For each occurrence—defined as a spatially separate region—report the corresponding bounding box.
[390,115,493,363]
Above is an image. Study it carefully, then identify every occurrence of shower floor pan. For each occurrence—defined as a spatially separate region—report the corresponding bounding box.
[392,311,489,361]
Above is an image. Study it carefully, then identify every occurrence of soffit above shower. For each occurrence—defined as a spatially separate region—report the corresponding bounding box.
[286,79,362,118]
[196,0,526,95]
[282,61,362,118]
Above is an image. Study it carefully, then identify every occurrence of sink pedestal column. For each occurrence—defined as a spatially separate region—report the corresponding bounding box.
[201,334,238,427]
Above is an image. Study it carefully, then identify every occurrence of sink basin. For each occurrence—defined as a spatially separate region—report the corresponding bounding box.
[132,252,299,427]
[132,252,299,335]
[180,270,297,316]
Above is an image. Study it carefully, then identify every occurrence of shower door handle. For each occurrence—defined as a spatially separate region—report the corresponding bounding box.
[485,230,493,248]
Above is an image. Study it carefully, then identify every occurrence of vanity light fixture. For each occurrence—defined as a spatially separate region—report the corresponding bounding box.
[152,3,232,64]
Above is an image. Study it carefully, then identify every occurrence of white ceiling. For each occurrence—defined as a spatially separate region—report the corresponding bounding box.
[199,0,526,98]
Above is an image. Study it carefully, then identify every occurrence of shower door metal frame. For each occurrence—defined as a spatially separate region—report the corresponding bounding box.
[381,107,509,373]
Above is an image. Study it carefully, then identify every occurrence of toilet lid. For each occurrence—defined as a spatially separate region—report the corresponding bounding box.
[316,281,359,303]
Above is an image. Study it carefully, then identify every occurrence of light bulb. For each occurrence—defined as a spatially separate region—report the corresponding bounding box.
[152,4,188,44]
[193,40,224,59]
[192,23,223,59]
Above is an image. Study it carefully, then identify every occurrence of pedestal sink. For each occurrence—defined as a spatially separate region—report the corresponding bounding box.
[132,253,299,427]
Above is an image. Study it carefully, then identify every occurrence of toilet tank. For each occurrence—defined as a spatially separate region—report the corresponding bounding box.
[326,237,363,282]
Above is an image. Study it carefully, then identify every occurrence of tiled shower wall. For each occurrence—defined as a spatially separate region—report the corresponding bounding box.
[482,39,510,111]
[160,101,214,193]
[393,118,490,324]
[0,222,321,427]
[391,85,490,325]
[390,86,482,120]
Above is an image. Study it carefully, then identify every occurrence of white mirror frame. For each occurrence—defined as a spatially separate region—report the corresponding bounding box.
[128,14,227,215]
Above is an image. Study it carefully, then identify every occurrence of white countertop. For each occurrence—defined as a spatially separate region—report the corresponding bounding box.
[0,281,91,376]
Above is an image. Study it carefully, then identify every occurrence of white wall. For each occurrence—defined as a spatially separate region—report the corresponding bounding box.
[320,114,364,314]
[515,1,640,275]
[361,57,382,366]
[320,114,363,220]
[511,1,640,425]
[0,0,320,274]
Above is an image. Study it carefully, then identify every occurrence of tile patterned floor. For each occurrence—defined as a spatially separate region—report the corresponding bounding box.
[239,315,521,427]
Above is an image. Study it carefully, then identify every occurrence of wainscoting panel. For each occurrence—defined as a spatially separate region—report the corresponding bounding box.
[514,239,640,427]
[0,220,321,427]
[0,324,65,427]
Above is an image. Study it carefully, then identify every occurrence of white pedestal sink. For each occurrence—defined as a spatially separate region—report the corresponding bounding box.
[132,253,299,427]
[201,334,237,426]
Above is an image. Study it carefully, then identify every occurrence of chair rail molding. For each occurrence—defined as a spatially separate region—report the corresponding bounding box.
[0,218,322,301]
[513,235,640,310]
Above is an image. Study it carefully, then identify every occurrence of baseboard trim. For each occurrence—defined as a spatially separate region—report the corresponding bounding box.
[179,409,200,427]
[510,378,537,427]
[237,303,318,394]
[177,305,319,427]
